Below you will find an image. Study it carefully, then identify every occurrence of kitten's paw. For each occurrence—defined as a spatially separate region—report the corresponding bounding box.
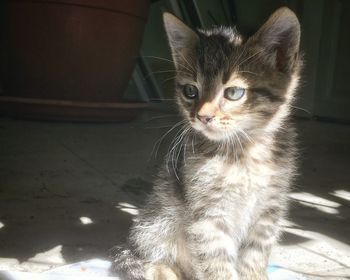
[145,264,182,280]
[238,271,268,280]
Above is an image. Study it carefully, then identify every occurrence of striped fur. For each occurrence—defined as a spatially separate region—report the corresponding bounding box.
[111,7,301,280]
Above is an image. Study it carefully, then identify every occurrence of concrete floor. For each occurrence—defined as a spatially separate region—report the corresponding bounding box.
[0,108,349,279]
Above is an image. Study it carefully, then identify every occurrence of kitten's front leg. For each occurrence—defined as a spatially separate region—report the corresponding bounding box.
[236,211,281,280]
[237,245,270,280]
[187,220,239,280]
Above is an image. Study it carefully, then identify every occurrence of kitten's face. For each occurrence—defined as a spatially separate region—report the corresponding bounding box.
[164,8,301,142]
[178,69,251,141]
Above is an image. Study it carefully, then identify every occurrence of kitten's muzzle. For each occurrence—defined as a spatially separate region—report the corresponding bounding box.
[197,114,214,124]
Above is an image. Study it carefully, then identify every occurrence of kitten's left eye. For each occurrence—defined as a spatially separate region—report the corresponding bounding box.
[224,87,245,101]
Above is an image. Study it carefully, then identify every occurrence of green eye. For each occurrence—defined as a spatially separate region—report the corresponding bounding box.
[183,84,199,99]
[224,87,245,101]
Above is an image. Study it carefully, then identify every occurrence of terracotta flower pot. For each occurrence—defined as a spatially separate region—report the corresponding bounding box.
[0,0,149,121]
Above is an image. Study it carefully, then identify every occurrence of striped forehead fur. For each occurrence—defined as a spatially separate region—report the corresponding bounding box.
[198,26,243,45]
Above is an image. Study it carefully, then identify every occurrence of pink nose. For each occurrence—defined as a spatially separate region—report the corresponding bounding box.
[197,114,214,124]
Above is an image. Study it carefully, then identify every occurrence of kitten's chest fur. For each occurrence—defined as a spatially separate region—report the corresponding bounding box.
[183,138,277,197]
[180,135,289,231]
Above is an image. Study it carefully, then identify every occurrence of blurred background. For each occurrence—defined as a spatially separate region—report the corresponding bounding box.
[0,0,349,279]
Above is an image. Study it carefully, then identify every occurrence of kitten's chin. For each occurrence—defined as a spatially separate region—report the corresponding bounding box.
[201,130,225,141]
[191,121,226,142]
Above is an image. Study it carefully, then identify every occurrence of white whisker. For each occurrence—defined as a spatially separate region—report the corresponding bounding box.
[236,49,265,69]
[290,105,312,116]
[142,55,194,74]
[150,119,187,159]
[236,127,254,144]
[166,124,191,180]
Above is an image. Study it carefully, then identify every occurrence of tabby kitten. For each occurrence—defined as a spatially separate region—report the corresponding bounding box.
[111,7,301,280]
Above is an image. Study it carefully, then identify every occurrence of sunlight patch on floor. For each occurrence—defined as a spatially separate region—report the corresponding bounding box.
[275,226,350,275]
[289,192,340,214]
[80,216,94,225]
[0,246,67,273]
[27,245,66,267]
[331,189,350,201]
[116,202,139,216]
[0,258,20,271]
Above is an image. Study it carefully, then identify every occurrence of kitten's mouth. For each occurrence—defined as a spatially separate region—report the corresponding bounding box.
[191,120,225,141]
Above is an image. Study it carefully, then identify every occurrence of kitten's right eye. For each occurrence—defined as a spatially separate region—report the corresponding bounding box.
[183,84,198,99]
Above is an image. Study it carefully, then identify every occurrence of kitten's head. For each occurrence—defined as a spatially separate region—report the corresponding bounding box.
[163,7,301,142]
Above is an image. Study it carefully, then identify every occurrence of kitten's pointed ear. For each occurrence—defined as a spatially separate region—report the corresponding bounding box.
[163,12,199,69]
[250,7,300,72]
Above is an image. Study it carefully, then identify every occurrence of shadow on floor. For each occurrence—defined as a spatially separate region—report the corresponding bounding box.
[0,116,349,270]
